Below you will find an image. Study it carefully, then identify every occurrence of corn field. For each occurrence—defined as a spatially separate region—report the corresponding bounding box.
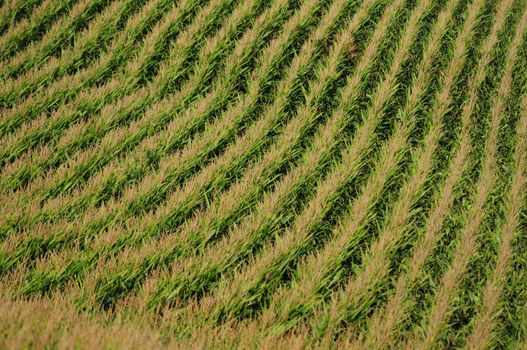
[0,0,526,348]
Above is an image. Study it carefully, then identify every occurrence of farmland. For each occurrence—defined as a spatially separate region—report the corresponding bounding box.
[1,0,527,347]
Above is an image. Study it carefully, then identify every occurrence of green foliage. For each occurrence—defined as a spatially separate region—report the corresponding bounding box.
[1,0,527,346]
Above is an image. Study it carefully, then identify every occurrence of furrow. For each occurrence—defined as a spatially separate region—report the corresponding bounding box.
[410,5,526,347]
[0,0,81,59]
[464,64,527,350]
[0,0,323,281]
[0,0,290,237]
[85,0,372,309]
[182,0,409,322]
[0,0,112,80]
[362,0,515,347]
[0,0,43,37]
[263,0,462,337]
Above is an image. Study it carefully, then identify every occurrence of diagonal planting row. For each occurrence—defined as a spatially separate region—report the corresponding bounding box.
[195,0,429,325]
[0,0,230,230]
[0,0,274,238]
[0,0,262,224]
[363,0,520,348]
[315,0,491,341]
[0,0,56,49]
[0,0,212,199]
[0,0,296,243]
[359,1,525,347]
[0,0,258,198]
[0,0,81,60]
[0,0,327,279]
[496,72,527,348]
[0,0,149,107]
[12,0,334,296]
[1,0,526,345]
[0,0,227,110]
[487,31,527,347]
[4,0,280,222]
[423,3,527,348]
[140,0,411,317]
[0,0,44,37]
[0,0,284,206]
[408,4,527,348]
[261,0,465,338]
[464,56,527,350]
[0,0,114,80]
[84,0,381,310]
[0,0,202,139]
[384,1,524,345]
[0,0,227,166]
[136,0,412,326]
